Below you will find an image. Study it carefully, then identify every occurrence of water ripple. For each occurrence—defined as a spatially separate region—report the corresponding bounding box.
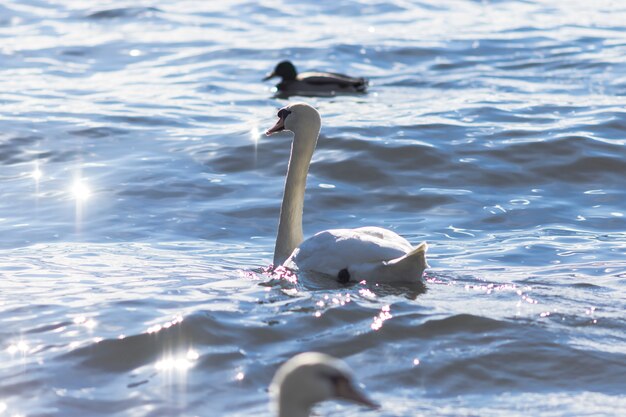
[1,0,626,416]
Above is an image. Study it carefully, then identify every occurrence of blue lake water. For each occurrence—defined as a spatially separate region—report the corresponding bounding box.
[1,0,625,416]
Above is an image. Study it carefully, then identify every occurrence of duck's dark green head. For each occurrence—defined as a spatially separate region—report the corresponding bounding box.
[263,60,298,81]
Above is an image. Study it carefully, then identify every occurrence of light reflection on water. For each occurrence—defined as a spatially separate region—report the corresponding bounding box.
[71,179,91,202]
[155,348,199,372]
[6,341,30,356]
[32,166,42,181]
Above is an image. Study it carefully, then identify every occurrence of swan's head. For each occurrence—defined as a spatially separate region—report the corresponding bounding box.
[266,103,322,139]
[263,60,298,81]
[270,352,378,416]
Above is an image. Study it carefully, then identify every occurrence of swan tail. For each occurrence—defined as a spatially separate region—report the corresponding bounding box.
[382,242,429,279]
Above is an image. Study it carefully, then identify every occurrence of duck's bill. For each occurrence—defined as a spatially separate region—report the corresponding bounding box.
[262,72,276,81]
[336,380,380,409]
[265,117,285,135]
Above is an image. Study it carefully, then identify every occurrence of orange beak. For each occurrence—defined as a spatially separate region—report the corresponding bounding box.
[335,378,379,409]
[266,116,285,135]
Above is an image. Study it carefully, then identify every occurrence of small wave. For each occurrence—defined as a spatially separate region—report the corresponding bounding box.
[59,313,224,372]
[70,127,130,138]
[85,7,161,20]
[415,313,510,336]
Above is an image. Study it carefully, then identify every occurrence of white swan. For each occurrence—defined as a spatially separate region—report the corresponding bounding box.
[266,103,429,283]
[270,352,378,417]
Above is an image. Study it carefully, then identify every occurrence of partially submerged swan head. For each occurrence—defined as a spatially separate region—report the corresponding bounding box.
[264,60,298,81]
[266,102,321,138]
[270,352,378,417]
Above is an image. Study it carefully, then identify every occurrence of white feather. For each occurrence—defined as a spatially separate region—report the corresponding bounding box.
[285,227,410,274]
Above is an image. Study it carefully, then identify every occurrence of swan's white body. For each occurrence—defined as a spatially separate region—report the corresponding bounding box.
[270,352,377,417]
[285,227,427,282]
[266,103,428,283]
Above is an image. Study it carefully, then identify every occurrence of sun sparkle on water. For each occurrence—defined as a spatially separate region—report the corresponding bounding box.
[7,340,30,355]
[249,123,260,144]
[71,180,91,201]
[155,349,199,371]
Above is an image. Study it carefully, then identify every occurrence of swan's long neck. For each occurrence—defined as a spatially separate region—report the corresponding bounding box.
[273,124,319,265]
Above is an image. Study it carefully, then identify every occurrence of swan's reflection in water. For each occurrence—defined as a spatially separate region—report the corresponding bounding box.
[257,266,429,335]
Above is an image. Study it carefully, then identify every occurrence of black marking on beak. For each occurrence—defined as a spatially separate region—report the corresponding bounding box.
[265,108,292,135]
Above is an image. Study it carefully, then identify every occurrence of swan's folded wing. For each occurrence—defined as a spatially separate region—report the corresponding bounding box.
[352,226,413,246]
[285,228,409,276]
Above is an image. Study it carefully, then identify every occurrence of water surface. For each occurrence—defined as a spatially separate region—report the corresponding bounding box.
[1,1,625,416]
